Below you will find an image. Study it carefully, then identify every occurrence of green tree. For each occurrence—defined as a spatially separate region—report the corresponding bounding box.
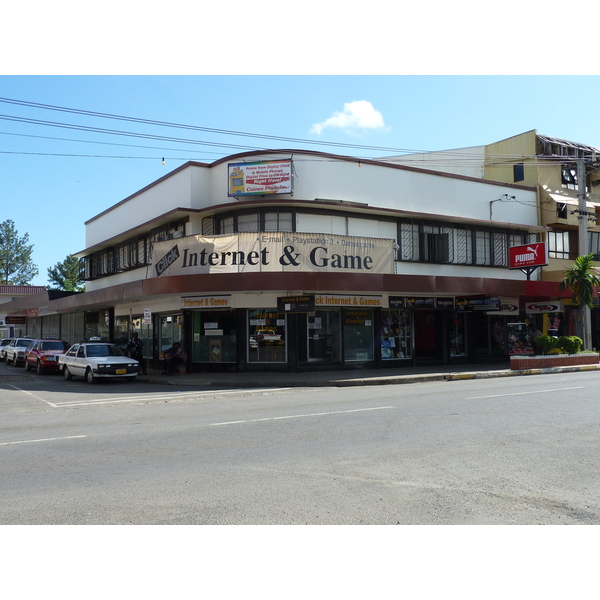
[558,253,600,350]
[558,253,600,308]
[0,219,39,285]
[47,255,84,291]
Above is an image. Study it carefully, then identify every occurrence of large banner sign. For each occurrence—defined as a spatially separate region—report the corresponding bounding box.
[151,233,394,277]
[228,160,293,196]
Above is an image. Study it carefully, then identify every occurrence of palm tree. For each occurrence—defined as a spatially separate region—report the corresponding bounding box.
[558,253,600,350]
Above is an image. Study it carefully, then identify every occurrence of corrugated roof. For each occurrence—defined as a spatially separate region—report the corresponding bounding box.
[0,285,46,295]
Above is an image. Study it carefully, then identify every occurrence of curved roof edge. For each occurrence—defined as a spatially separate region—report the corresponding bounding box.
[85,148,535,225]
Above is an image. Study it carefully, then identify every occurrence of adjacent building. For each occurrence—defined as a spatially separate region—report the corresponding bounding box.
[384,130,600,345]
[3,148,550,371]
[0,285,47,338]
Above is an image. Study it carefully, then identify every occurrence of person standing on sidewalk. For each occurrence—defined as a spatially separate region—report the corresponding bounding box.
[127,331,146,374]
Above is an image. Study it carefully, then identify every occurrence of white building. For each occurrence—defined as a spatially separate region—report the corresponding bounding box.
[4,149,544,371]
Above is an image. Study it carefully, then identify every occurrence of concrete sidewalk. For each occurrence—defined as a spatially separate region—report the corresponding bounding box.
[137,361,600,388]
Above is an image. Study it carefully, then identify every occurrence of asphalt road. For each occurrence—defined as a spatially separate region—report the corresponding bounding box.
[1,361,599,525]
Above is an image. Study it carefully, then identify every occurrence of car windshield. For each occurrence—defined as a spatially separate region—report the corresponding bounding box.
[1,340,10,346]
[86,345,124,357]
[17,339,31,347]
[40,341,69,351]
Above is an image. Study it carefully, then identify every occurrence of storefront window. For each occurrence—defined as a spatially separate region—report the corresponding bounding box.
[343,309,374,362]
[85,310,111,341]
[160,314,184,355]
[507,322,535,355]
[248,309,286,363]
[490,317,506,356]
[193,311,237,363]
[449,312,467,357]
[307,310,341,362]
[380,310,412,360]
[114,315,130,349]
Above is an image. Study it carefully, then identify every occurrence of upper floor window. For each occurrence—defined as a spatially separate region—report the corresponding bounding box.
[561,165,578,190]
[212,210,294,235]
[81,219,187,280]
[513,163,524,183]
[397,219,528,267]
[548,230,573,260]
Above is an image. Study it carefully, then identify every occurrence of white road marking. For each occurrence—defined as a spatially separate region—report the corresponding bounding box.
[0,435,87,447]
[8,384,58,407]
[211,405,395,426]
[466,386,584,400]
[7,385,292,408]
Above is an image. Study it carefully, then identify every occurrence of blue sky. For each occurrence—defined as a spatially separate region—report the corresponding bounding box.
[2,75,600,287]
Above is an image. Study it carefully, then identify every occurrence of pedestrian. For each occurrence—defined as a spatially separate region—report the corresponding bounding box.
[127,331,146,374]
[163,341,187,375]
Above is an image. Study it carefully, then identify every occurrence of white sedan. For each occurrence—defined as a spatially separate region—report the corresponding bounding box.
[58,342,139,384]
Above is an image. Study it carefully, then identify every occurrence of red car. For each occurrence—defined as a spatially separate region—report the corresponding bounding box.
[24,338,71,374]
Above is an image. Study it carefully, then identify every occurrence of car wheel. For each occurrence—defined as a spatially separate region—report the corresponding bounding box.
[24,359,31,371]
[36,361,44,375]
[63,366,73,381]
[13,355,18,367]
[85,368,96,384]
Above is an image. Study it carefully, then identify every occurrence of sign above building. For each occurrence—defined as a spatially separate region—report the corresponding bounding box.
[151,233,394,277]
[508,242,548,270]
[228,160,293,196]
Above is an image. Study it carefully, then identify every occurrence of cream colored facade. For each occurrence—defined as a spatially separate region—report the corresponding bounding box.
[484,131,600,282]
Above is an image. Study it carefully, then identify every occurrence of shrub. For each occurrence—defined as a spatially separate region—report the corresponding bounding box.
[535,335,557,355]
[558,336,583,354]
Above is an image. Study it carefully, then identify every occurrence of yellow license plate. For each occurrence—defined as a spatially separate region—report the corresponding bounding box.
[116,369,127,374]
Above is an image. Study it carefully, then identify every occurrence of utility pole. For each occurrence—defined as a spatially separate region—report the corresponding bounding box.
[577,158,588,256]
[576,158,592,350]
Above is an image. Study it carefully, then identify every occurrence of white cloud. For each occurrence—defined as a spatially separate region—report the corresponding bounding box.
[310,100,386,135]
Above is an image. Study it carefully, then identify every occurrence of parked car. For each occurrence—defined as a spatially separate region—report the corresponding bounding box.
[58,342,139,384]
[24,338,71,374]
[0,338,11,361]
[5,337,33,366]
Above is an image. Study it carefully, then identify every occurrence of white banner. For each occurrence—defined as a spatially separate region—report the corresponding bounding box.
[151,233,394,277]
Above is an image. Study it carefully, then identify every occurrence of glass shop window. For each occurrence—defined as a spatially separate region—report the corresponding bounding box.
[380,310,412,360]
[248,309,286,363]
[343,309,374,362]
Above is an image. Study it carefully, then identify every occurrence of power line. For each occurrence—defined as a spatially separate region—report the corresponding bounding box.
[0,113,268,151]
[0,96,594,166]
[0,96,429,154]
[0,130,225,156]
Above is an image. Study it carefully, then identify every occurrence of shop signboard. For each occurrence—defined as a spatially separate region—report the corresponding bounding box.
[5,315,26,324]
[509,242,548,269]
[405,297,435,308]
[277,295,315,313]
[435,298,454,309]
[456,297,501,312]
[228,160,293,196]
[525,300,563,314]
[151,233,394,277]
[389,297,454,309]
[182,295,231,309]
[486,297,519,315]
[315,294,383,307]
[389,296,405,309]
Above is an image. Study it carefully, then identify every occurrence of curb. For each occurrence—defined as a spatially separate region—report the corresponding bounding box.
[137,363,600,389]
